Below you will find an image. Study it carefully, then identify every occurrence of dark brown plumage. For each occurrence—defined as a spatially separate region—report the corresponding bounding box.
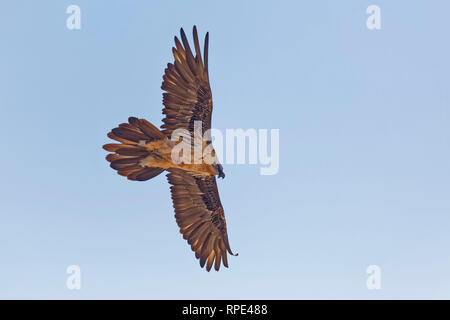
[102,26,236,271]
[161,26,213,137]
[167,169,236,271]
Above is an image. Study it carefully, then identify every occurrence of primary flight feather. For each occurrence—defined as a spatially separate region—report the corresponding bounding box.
[103,26,237,271]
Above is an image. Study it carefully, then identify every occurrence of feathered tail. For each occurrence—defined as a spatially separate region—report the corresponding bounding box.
[103,117,166,181]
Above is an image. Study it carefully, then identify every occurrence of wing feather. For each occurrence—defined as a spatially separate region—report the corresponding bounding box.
[161,26,213,137]
[167,169,236,271]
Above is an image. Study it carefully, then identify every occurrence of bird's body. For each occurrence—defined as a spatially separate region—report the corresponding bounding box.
[102,26,236,271]
[105,135,219,176]
[140,140,220,176]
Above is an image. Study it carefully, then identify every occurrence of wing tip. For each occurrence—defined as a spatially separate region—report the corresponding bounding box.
[180,27,187,40]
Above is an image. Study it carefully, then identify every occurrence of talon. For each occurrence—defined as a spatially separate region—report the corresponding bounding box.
[217,164,225,179]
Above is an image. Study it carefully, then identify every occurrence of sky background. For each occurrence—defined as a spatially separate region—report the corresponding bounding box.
[0,0,449,299]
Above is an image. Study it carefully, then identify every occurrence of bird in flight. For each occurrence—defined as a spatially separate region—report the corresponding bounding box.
[102,26,237,271]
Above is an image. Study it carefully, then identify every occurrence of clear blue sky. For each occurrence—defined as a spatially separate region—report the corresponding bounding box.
[1,0,449,299]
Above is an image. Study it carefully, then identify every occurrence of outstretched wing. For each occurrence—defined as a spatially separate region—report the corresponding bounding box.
[167,169,237,271]
[161,26,213,137]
